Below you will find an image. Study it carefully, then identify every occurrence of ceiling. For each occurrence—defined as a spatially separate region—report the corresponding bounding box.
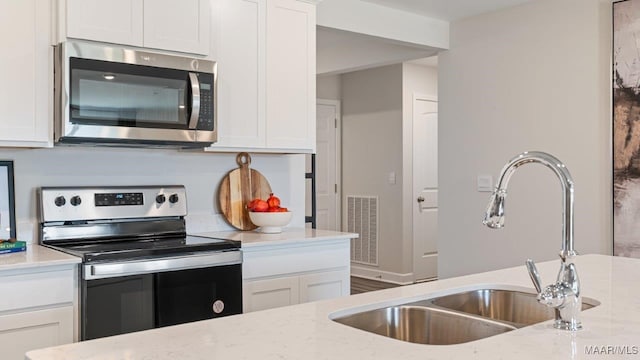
[317,27,438,75]
[317,0,535,75]
[359,0,535,21]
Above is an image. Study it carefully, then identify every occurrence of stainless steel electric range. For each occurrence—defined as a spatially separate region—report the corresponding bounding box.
[38,185,242,341]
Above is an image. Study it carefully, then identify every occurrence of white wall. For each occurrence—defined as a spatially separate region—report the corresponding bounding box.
[438,0,612,278]
[317,74,342,101]
[0,147,305,243]
[342,64,404,275]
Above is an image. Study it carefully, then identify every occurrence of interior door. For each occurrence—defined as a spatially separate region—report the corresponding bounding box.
[412,98,438,281]
[314,100,340,230]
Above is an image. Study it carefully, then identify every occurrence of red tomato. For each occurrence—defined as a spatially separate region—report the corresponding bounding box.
[267,193,281,208]
[247,199,260,211]
[252,200,269,212]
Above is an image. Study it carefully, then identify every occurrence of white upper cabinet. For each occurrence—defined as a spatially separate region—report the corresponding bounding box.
[144,0,210,55]
[209,0,266,149]
[208,0,316,153]
[64,0,210,55]
[66,0,144,47]
[265,0,316,152]
[0,0,52,147]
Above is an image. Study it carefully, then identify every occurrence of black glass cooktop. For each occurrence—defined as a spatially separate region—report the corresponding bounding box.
[46,235,240,263]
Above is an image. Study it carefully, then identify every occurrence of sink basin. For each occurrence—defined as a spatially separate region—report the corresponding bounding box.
[332,305,515,345]
[331,288,600,345]
[430,289,599,327]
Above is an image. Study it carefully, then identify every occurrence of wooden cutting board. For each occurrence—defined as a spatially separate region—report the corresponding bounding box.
[218,153,272,230]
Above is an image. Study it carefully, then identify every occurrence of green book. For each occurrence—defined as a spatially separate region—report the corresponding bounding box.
[0,241,27,253]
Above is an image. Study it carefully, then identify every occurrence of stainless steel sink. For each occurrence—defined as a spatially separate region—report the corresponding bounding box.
[331,288,600,345]
[332,305,516,345]
[429,289,599,328]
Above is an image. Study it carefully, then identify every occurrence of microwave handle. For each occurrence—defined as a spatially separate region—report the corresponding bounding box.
[188,72,201,129]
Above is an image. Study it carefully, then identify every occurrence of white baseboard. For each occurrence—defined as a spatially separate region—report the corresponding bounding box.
[350,264,414,285]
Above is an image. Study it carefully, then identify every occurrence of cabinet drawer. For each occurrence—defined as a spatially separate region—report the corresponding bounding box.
[0,269,75,312]
[242,240,350,279]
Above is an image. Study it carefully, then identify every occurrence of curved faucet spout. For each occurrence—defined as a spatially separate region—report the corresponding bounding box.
[483,151,576,259]
[483,151,582,331]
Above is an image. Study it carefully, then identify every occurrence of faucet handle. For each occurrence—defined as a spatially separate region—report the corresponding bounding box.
[526,259,543,293]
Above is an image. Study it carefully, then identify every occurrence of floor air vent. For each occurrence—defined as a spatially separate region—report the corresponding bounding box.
[347,195,378,265]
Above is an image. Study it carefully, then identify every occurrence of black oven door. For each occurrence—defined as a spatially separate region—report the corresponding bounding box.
[82,274,155,340]
[155,264,243,327]
[81,260,242,340]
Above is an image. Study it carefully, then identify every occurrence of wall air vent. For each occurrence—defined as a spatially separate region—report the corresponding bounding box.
[347,195,378,266]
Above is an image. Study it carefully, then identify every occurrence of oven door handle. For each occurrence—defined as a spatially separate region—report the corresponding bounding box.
[188,72,201,129]
[84,251,241,280]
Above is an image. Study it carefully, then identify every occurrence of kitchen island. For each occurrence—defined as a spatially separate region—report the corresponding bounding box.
[26,254,640,359]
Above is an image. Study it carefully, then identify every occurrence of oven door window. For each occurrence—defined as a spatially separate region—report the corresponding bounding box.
[83,274,155,340]
[69,58,191,129]
[155,264,243,327]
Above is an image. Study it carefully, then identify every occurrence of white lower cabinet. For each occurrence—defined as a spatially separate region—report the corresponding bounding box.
[0,306,74,360]
[242,238,350,313]
[299,270,348,303]
[0,266,77,360]
[243,275,299,312]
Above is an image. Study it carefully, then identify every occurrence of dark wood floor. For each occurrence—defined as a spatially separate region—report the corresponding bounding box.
[351,276,401,295]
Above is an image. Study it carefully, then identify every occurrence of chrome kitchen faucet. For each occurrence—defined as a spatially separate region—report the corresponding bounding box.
[483,151,582,331]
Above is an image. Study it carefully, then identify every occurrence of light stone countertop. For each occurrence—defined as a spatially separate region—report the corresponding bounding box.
[192,227,358,248]
[0,244,80,272]
[25,254,640,359]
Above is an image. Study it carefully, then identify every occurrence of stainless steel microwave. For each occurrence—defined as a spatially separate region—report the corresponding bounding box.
[54,41,217,147]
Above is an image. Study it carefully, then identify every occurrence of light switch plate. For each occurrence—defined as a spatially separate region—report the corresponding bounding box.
[477,175,493,192]
[388,172,396,185]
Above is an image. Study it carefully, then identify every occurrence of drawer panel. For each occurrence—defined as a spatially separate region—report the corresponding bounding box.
[0,269,75,312]
[242,240,350,280]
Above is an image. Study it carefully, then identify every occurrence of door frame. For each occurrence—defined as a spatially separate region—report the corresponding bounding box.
[411,92,438,282]
[315,99,342,231]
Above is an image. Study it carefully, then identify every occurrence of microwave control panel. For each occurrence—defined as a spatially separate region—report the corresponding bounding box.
[197,73,215,131]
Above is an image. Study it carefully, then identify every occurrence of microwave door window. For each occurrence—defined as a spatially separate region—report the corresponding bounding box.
[69,59,191,129]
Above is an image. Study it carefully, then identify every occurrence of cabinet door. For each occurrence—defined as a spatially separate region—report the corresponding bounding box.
[1,306,74,360]
[243,276,299,312]
[66,0,143,47]
[208,0,266,149]
[266,0,315,151]
[143,0,210,55]
[299,269,349,303]
[0,0,51,146]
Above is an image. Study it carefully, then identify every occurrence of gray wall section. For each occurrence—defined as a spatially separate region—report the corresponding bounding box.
[317,75,342,100]
[342,64,404,274]
[438,0,612,278]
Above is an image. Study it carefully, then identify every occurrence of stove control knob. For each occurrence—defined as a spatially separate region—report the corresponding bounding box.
[169,194,179,204]
[156,194,166,204]
[70,196,82,206]
[54,196,66,207]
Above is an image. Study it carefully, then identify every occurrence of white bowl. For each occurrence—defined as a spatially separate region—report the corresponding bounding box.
[248,211,292,233]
